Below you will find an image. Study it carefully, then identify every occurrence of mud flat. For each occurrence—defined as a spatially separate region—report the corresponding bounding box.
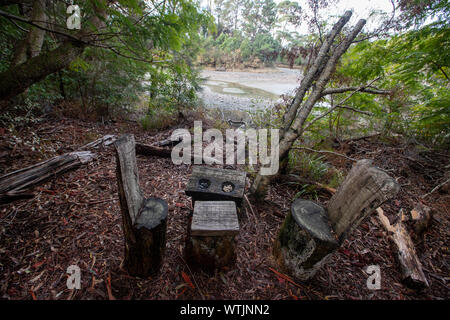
[199,68,302,118]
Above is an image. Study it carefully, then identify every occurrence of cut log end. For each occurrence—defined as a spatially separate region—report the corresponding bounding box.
[274,200,338,281]
[125,197,168,278]
[135,197,168,230]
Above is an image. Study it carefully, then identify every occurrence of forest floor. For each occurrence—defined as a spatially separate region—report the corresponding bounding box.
[0,117,448,300]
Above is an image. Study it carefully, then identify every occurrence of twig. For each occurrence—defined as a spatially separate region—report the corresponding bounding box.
[422,178,450,199]
[305,77,382,131]
[244,194,256,220]
[291,146,356,161]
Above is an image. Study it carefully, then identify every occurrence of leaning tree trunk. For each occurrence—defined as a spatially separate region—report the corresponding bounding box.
[251,11,366,199]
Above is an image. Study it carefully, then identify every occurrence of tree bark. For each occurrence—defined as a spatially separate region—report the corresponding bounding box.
[281,10,353,134]
[0,0,107,102]
[327,159,400,242]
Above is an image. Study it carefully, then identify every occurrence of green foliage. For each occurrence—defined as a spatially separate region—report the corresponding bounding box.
[1,0,214,121]
[326,21,450,146]
[289,152,329,181]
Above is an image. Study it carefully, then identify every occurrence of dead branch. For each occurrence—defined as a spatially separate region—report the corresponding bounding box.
[291,146,356,161]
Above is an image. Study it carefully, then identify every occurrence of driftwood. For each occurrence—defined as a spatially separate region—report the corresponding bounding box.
[0,151,95,204]
[79,134,116,150]
[115,134,168,277]
[377,208,429,289]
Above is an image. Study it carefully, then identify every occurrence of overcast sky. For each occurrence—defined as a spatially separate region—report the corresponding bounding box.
[201,0,396,34]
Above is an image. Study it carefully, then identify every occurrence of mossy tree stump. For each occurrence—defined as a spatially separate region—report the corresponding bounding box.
[274,159,400,281]
[115,134,168,278]
[185,201,239,273]
[274,200,338,280]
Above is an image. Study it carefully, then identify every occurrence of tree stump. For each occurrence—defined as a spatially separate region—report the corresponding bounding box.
[274,199,338,280]
[327,159,400,243]
[185,166,246,207]
[274,159,400,281]
[185,201,239,273]
[115,134,168,278]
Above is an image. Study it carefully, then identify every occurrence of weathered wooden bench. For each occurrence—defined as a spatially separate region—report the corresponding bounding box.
[114,134,168,277]
[274,159,400,280]
[185,201,240,273]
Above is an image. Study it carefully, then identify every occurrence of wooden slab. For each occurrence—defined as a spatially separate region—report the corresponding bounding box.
[191,201,239,236]
[185,166,246,205]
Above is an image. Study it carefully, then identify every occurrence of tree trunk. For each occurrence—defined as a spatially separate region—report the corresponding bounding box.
[0,0,107,103]
[0,151,95,204]
[0,41,85,102]
[250,12,366,199]
[12,0,46,65]
[114,134,168,277]
[273,199,338,280]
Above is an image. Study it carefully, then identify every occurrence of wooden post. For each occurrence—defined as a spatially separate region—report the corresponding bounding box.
[185,201,239,273]
[115,134,168,277]
[273,199,338,280]
[327,159,400,243]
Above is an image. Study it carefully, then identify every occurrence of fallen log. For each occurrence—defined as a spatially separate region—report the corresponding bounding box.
[0,151,95,204]
[135,142,219,164]
[135,142,172,158]
[79,134,116,150]
[377,207,429,289]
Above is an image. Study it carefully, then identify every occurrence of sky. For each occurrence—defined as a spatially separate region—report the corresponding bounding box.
[201,0,396,35]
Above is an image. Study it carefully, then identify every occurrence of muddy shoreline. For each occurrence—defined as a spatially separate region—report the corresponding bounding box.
[199,68,302,118]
